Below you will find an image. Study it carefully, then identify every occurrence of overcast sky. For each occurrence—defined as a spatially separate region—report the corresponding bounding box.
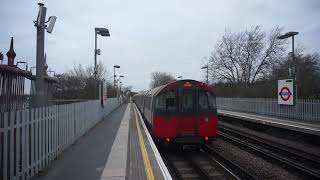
[1,0,319,91]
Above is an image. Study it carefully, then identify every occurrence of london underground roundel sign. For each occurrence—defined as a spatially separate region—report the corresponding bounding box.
[278,79,294,105]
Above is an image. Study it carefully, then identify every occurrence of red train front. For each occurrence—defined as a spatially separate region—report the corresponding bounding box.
[133,80,218,144]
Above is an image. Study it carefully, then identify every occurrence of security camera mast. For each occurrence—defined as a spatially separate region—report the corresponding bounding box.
[33,3,57,107]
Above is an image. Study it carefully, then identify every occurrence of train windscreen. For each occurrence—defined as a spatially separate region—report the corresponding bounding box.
[198,90,216,110]
[155,90,177,111]
[182,89,194,112]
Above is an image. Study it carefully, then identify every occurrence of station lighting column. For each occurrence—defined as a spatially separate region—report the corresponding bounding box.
[113,65,120,96]
[94,27,110,77]
[94,27,109,99]
[201,65,209,84]
[119,75,124,100]
[277,31,299,101]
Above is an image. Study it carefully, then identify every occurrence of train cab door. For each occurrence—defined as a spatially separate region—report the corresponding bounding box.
[178,88,197,136]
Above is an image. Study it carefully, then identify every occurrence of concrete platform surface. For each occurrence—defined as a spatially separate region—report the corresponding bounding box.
[100,103,172,180]
[218,109,320,136]
[100,103,130,180]
[31,102,172,180]
[32,104,128,180]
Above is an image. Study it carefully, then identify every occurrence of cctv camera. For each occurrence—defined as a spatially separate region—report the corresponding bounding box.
[96,49,101,55]
[47,16,57,33]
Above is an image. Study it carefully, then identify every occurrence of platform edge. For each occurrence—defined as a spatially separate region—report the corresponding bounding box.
[133,103,173,180]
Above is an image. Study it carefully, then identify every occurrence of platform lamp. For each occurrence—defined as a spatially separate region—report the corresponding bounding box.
[94,27,110,78]
[47,70,56,76]
[277,31,299,101]
[0,52,3,64]
[113,65,120,92]
[16,61,28,71]
[119,75,124,96]
[201,65,209,84]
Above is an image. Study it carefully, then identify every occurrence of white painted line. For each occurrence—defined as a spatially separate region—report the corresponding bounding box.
[133,103,173,180]
[100,105,130,180]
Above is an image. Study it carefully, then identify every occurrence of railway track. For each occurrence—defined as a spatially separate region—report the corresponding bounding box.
[201,145,258,180]
[160,146,255,180]
[219,125,320,180]
[163,151,212,180]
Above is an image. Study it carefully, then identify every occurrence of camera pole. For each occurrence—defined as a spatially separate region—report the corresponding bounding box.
[34,3,47,107]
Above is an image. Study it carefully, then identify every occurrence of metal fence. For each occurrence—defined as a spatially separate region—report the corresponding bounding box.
[216,97,320,122]
[0,98,120,180]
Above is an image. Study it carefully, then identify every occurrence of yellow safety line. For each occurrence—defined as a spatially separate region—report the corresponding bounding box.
[133,103,155,180]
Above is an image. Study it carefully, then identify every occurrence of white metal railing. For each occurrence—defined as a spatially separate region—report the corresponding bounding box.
[216,97,320,122]
[0,98,120,180]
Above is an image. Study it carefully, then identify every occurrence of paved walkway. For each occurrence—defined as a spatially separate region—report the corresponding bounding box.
[32,104,128,180]
[100,103,171,180]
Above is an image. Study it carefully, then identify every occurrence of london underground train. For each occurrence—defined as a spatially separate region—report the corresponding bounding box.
[133,79,218,145]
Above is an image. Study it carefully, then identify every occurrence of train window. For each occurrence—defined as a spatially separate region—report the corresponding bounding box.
[208,92,216,108]
[155,90,177,111]
[198,91,216,109]
[198,91,209,109]
[182,89,193,111]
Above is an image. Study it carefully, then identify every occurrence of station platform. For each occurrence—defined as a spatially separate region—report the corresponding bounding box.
[32,103,171,180]
[100,102,172,180]
[218,109,320,136]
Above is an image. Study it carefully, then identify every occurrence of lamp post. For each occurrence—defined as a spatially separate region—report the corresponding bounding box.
[277,31,299,101]
[119,75,124,96]
[177,76,182,80]
[0,52,3,64]
[116,75,124,101]
[16,61,28,71]
[113,65,120,93]
[94,27,110,78]
[93,28,109,99]
[47,70,55,76]
[201,65,209,84]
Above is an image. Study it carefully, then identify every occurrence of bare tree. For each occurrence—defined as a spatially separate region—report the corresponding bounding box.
[209,26,287,84]
[150,71,176,88]
[53,61,113,99]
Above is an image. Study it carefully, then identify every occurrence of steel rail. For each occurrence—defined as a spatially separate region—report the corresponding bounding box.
[183,154,213,180]
[219,131,320,179]
[220,125,320,167]
[202,145,258,180]
[161,148,242,180]
[161,153,184,180]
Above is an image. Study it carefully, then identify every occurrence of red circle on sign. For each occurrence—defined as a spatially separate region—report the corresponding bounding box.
[279,87,292,101]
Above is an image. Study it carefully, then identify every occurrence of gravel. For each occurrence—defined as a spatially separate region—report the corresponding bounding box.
[211,139,301,180]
